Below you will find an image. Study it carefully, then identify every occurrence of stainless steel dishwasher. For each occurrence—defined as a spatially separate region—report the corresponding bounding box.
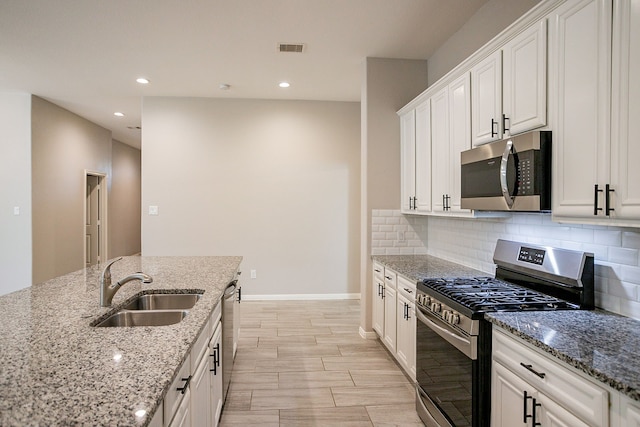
[222,280,237,402]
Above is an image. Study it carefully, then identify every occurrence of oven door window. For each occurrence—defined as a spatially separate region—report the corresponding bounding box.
[416,309,473,427]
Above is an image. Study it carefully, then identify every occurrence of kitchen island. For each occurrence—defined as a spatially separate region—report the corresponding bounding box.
[0,256,241,426]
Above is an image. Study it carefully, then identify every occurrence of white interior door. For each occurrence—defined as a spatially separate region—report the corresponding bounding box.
[85,175,100,266]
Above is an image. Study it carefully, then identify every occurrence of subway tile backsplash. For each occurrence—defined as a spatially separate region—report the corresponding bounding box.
[371,210,640,320]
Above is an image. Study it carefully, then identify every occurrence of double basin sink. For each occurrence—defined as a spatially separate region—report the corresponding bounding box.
[95,293,202,327]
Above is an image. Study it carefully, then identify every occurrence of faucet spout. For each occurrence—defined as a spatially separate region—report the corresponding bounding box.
[100,257,153,307]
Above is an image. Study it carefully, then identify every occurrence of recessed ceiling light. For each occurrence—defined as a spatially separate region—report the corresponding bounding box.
[219,83,231,90]
[114,112,125,117]
[136,77,150,84]
[279,82,290,88]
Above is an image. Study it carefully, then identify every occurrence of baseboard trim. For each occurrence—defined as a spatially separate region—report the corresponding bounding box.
[242,293,361,301]
[359,326,378,340]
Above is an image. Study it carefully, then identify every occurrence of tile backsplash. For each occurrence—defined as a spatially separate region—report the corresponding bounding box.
[372,209,640,320]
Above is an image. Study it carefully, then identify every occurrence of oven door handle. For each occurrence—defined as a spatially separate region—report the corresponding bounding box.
[500,138,516,209]
[416,306,477,360]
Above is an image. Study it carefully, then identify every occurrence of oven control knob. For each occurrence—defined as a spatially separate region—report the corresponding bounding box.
[417,294,424,306]
[425,296,432,306]
[431,302,442,313]
[451,313,460,325]
[442,310,450,321]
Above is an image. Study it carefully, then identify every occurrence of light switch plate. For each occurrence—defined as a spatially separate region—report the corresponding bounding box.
[13,206,20,216]
[148,205,159,215]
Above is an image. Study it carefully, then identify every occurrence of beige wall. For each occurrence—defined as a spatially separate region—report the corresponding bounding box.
[31,97,112,284]
[427,0,540,85]
[0,93,32,294]
[142,97,360,297]
[110,140,141,257]
[359,58,428,335]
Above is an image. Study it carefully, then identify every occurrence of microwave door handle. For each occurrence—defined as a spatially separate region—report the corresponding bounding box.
[500,139,515,209]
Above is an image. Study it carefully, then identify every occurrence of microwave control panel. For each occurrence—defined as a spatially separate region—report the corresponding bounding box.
[516,151,536,195]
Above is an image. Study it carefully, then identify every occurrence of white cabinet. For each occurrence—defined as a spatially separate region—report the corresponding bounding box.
[233,280,240,358]
[550,0,640,226]
[471,21,547,146]
[610,0,640,221]
[209,321,223,426]
[163,301,223,427]
[491,328,608,427]
[400,101,431,215]
[382,270,397,352]
[395,276,416,381]
[550,0,612,221]
[432,73,471,214]
[372,263,385,337]
[618,394,640,427]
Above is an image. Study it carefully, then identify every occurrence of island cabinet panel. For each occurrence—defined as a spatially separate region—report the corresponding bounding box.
[372,263,385,337]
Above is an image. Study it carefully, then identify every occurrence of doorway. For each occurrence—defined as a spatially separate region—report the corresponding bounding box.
[84,172,107,267]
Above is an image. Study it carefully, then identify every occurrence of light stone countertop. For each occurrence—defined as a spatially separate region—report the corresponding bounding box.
[371,254,487,282]
[486,310,640,402]
[0,255,242,426]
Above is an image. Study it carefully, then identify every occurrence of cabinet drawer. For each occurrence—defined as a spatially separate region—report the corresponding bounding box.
[373,262,384,280]
[383,269,397,290]
[164,358,191,425]
[397,275,416,302]
[493,328,608,426]
[191,317,212,369]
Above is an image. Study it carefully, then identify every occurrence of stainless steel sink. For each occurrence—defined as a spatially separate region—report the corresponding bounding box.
[95,310,189,327]
[122,293,202,310]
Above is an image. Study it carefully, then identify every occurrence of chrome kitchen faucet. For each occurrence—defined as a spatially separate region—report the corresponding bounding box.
[100,257,153,307]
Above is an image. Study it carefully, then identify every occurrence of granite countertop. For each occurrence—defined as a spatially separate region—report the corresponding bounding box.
[0,255,242,426]
[486,310,640,402]
[372,254,487,282]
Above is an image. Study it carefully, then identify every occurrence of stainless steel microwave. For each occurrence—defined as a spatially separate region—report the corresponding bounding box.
[460,131,551,212]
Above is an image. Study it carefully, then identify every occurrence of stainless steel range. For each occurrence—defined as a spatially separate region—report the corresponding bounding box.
[415,240,594,427]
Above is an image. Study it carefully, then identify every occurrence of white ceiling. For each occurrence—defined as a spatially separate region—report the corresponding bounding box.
[0,0,489,148]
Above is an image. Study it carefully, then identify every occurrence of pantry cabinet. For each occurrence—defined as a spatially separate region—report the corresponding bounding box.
[551,0,640,226]
[471,20,547,146]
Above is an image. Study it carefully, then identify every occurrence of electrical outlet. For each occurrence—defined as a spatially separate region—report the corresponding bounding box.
[13,206,20,216]
[148,206,159,215]
[250,270,257,279]
[397,230,405,241]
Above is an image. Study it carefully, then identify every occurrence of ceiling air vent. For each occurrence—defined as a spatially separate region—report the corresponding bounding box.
[278,43,305,53]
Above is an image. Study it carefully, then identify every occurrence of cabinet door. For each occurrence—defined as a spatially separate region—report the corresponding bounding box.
[621,395,640,427]
[190,346,211,427]
[448,73,472,213]
[372,274,385,337]
[168,388,191,427]
[492,361,531,427]
[400,110,416,213]
[396,294,416,380]
[550,0,612,219]
[415,101,432,214]
[383,286,397,352]
[537,392,590,427]
[471,50,502,145]
[210,322,223,427]
[503,20,547,136]
[611,0,640,220]
[431,87,450,212]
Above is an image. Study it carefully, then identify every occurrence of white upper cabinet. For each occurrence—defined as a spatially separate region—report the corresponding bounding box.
[611,0,640,220]
[471,20,547,146]
[471,51,502,145]
[551,0,640,226]
[400,109,416,214]
[550,0,612,220]
[430,87,450,213]
[448,73,472,213]
[503,20,548,136]
[400,102,431,215]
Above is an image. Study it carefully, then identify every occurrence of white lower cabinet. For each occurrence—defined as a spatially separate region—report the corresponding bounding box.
[395,276,416,381]
[209,322,223,426]
[372,263,385,337]
[372,263,416,381]
[163,301,223,427]
[492,327,608,427]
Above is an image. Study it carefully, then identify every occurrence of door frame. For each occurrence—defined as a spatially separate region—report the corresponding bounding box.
[84,170,108,266]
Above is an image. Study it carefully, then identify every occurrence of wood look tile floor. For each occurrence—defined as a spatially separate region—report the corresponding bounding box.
[219,300,424,427]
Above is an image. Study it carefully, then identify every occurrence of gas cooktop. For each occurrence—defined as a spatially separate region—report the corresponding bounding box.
[421,276,579,313]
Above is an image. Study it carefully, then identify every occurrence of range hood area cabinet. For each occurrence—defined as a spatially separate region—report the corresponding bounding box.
[551,0,640,227]
[471,20,547,146]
